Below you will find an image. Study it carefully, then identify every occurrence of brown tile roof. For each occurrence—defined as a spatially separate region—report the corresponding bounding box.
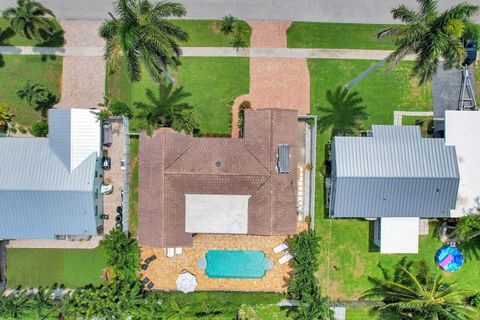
[138,109,298,248]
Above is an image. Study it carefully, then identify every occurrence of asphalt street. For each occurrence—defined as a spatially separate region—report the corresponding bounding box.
[0,0,478,22]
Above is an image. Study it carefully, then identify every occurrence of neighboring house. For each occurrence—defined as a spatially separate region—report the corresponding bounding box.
[138,109,298,248]
[0,109,103,240]
[329,125,459,254]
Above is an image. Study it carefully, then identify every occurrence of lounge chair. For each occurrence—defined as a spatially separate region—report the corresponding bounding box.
[145,255,157,264]
[175,247,183,254]
[167,248,175,257]
[141,264,148,270]
[273,242,289,254]
[142,277,150,284]
[146,282,154,289]
[278,252,294,265]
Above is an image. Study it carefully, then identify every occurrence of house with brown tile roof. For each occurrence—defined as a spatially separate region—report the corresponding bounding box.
[138,109,299,248]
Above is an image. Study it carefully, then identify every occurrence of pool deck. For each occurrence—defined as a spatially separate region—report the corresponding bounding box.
[140,232,303,292]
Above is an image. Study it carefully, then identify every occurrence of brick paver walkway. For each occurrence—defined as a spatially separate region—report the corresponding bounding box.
[232,21,310,137]
[56,20,105,109]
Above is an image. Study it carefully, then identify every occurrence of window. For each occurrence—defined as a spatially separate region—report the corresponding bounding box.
[95,189,98,199]
[54,234,66,240]
[95,170,98,178]
[95,205,98,216]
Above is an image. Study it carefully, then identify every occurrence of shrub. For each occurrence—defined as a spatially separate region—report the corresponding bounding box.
[8,127,17,134]
[231,24,247,50]
[110,100,133,118]
[100,228,140,281]
[220,15,237,35]
[29,120,48,137]
[238,101,251,138]
[305,163,313,171]
[18,127,27,134]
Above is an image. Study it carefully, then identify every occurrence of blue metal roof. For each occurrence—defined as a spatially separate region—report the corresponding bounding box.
[330,125,459,218]
[0,138,98,239]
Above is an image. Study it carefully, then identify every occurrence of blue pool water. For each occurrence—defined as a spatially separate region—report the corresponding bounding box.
[205,250,268,279]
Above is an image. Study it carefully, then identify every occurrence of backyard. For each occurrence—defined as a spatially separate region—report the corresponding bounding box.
[309,58,480,299]
[0,55,62,127]
[6,247,106,288]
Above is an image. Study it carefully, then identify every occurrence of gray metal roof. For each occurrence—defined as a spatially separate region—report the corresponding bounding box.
[0,138,98,239]
[330,125,459,218]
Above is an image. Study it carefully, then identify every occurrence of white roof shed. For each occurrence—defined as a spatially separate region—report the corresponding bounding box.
[376,217,420,254]
[445,110,480,217]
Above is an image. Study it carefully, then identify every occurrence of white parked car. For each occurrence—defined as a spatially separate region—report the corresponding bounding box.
[120,159,126,171]
[101,183,113,195]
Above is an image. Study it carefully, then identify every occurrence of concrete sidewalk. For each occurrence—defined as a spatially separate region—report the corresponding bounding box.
[0,45,416,61]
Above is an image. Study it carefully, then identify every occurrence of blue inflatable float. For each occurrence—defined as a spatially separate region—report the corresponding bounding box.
[435,246,463,272]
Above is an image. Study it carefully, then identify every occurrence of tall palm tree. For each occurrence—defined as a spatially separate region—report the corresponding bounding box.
[362,258,480,320]
[135,82,197,134]
[0,104,14,133]
[2,0,56,41]
[16,80,47,107]
[317,86,368,135]
[378,0,479,84]
[456,213,480,242]
[99,0,188,83]
[30,287,57,319]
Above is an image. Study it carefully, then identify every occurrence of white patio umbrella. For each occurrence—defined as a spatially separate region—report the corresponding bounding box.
[176,271,198,293]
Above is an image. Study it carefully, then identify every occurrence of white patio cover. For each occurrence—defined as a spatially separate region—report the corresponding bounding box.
[380,217,419,254]
[185,194,250,234]
[176,272,198,293]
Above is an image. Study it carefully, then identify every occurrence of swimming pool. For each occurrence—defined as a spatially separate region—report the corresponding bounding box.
[205,250,271,279]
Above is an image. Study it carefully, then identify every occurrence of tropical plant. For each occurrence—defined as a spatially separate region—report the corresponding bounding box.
[135,82,197,134]
[220,14,237,35]
[378,0,480,84]
[237,100,251,138]
[29,287,57,319]
[231,24,247,50]
[34,91,58,118]
[16,80,48,107]
[287,231,333,320]
[0,104,14,133]
[100,228,140,281]
[29,119,48,137]
[98,95,133,118]
[456,213,480,242]
[362,258,480,319]
[2,0,56,41]
[99,0,188,83]
[317,86,368,134]
[0,290,33,319]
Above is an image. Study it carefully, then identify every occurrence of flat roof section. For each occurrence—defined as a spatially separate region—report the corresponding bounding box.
[380,217,419,254]
[445,110,480,216]
[185,194,250,234]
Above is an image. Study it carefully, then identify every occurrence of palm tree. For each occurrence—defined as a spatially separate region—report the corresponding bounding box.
[135,82,197,134]
[30,287,57,319]
[99,0,188,83]
[2,0,56,41]
[362,258,480,320]
[316,86,368,135]
[456,214,480,242]
[378,0,480,84]
[0,104,14,133]
[16,80,48,107]
[34,91,58,119]
[0,290,33,319]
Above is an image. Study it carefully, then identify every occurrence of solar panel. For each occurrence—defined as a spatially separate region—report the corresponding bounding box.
[278,144,290,173]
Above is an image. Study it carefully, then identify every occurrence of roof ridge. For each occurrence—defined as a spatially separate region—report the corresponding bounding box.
[241,142,272,174]
[163,134,194,171]
[268,110,274,234]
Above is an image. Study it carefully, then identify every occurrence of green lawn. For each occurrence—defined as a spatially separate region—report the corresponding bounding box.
[309,59,480,299]
[128,137,139,236]
[0,18,64,46]
[287,22,395,49]
[173,19,251,47]
[0,55,62,127]
[7,247,106,288]
[346,307,378,320]
[106,57,250,134]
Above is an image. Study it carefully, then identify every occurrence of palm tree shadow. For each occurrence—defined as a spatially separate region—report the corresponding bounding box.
[458,238,480,261]
[316,86,369,135]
